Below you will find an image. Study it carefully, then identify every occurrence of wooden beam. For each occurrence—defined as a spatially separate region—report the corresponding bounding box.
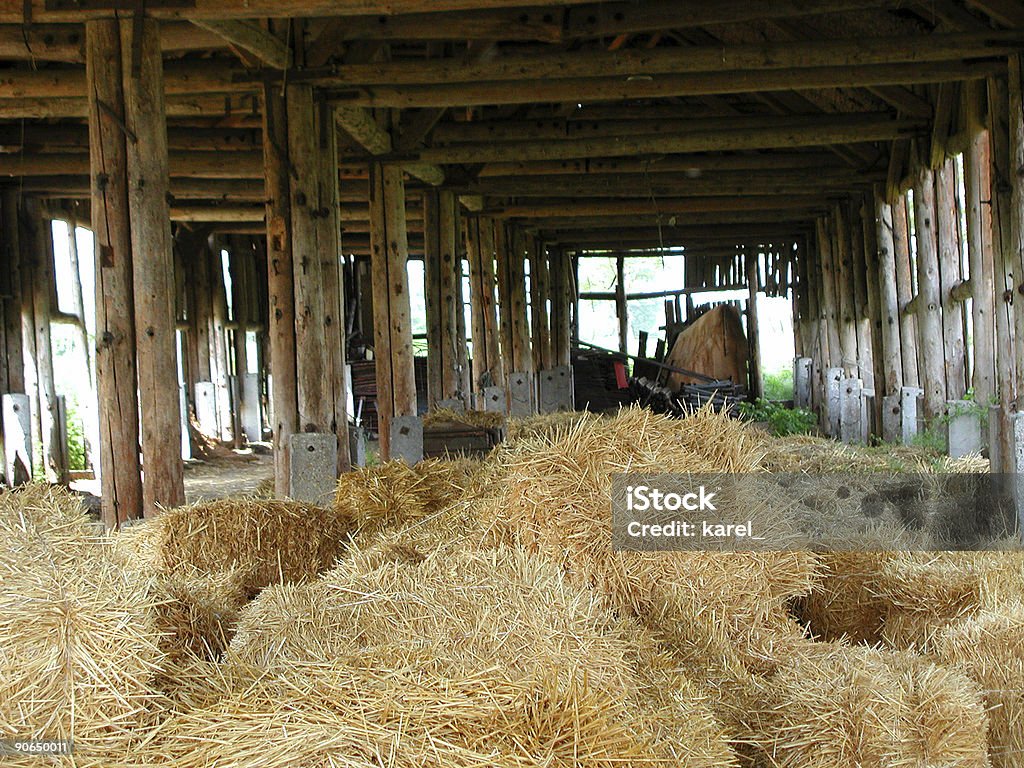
[912,164,947,422]
[389,116,925,165]
[964,119,995,406]
[123,17,185,513]
[423,189,467,407]
[0,93,261,119]
[192,20,292,69]
[326,60,1004,108]
[86,19,144,527]
[0,60,246,99]
[307,32,1024,88]
[336,105,445,186]
[873,192,904,397]
[529,237,551,370]
[965,0,1024,27]
[0,151,264,178]
[496,195,832,219]
[0,21,225,62]
[935,157,968,398]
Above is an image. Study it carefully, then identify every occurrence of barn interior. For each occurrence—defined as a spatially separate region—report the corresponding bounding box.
[2,2,1024,767]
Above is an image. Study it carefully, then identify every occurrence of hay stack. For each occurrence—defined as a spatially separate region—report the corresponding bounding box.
[933,604,1024,768]
[477,407,818,678]
[746,642,988,768]
[0,486,165,764]
[423,407,506,430]
[134,528,737,767]
[149,498,353,593]
[333,456,483,537]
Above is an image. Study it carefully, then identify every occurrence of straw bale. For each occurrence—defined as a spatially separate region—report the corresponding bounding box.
[746,642,989,768]
[0,491,166,763]
[423,407,506,430]
[152,498,353,593]
[933,604,1024,768]
[333,456,483,537]
[133,529,737,767]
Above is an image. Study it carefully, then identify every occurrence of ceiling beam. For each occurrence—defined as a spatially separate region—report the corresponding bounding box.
[0,93,260,119]
[325,59,1004,108]
[477,152,851,177]
[375,115,924,165]
[0,21,225,61]
[298,31,1024,88]
[335,106,445,186]
[191,20,292,69]
[496,195,829,219]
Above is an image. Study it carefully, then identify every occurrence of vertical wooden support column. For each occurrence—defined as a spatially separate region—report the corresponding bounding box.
[745,249,763,400]
[423,189,466,407]
[874,191,904,398]
[507,228,533,377]
[964,103,996,408]
[989,74,1016,470]
[121,17,184,511]
[935,158,968,399]
[262,80,298,495]
[529,238,552,370]
[550,246,572,368]
[465,216,486,394]
[860,195,885,433]
[86,18,143,525]
[287,85,349,470]
[912,164,947,424]
[369,161,416,459]
[850,202,874,392]
[0,191,24,396]
[25,202,65,482]
[209,238,232,440]
[892,197,920,387]
[615,253,628,354]
[465,215,504,396]
[480,219,504,385]
[228,236,250,448]
[494,220,514,372]
[816,217,842,370]
[832,204,859,376]
[1009,55,1024,411]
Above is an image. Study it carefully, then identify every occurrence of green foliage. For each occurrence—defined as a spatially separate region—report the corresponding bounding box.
[910,426,947,454]
[65,398,87,471]
[762,368,794,401]
[739,399,817,437]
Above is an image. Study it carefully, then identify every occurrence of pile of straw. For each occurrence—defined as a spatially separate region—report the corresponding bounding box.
[505,410,590,442]
[423,407,506,430]
[760,433,989,474]
[147,498,353,593]
[0,485,166,764]
[746,642,989,768]
[933,604,1024,768]
[132,528,737,767]
[333,456,484,536]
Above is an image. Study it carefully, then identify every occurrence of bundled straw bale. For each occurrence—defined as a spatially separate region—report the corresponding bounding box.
[746,642,989,768]
[933,604,1024,768]
[478,407,818,677]
[135,529,737,767]
[333,456,483,536]
[0,487,166,763]
[151,498,353,593]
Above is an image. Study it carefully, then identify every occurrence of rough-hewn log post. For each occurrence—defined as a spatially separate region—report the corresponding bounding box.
[262,78,298,495]
[423,189,467,407]
[494,219,515,373]
[529,238,552,371]
[964,105,996,408]
[479,218,504,385]
[912,163,947,424]
[892,196,920,387]
[850,200,875,396]
[121,17,184,511]
[508,228,533,376]
[816,217,842,370]
[935,158,967,400]
[550,245,572,368]
[465,216,488,396]
[287,85,349,471]
[1009,55,1024,411]
[873,190,903,397]
[832,203,860,377]
[369,160,416,459]
[0,190,24,396]
[860,194,884,433]
[209,237,232,439]
[615,252,628,354]
[745,248,763,400]
[989,74,1015,471]
[86,18,143,525]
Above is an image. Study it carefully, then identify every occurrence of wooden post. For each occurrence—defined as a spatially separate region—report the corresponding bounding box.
[0,190,24,395]
[529,237,552,370]
[423,189,467,407]
[369,160,416,459]
[892,196,920,388]
[964,108,996,408]
[465,216,486,395]
[816,217,842,370]
[289,88,349,470]
[989,74,1015,471]
[262,78,298,495]
[229,236,250,448]
[912,163,947,424]
[934,158,968,400]
[615,252,628,354]
[873,190,904,397]
[550,245,572,368]
[480,218,504,385]
[494,220,515,375]
[508,228,533,376]
[860,194,885,434]
[1009,55,1024,413]
[121,17,184,511]
[745,248,763,400]
[209,238,232,440]
[832,203,860,377]
[85,18,143,525]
